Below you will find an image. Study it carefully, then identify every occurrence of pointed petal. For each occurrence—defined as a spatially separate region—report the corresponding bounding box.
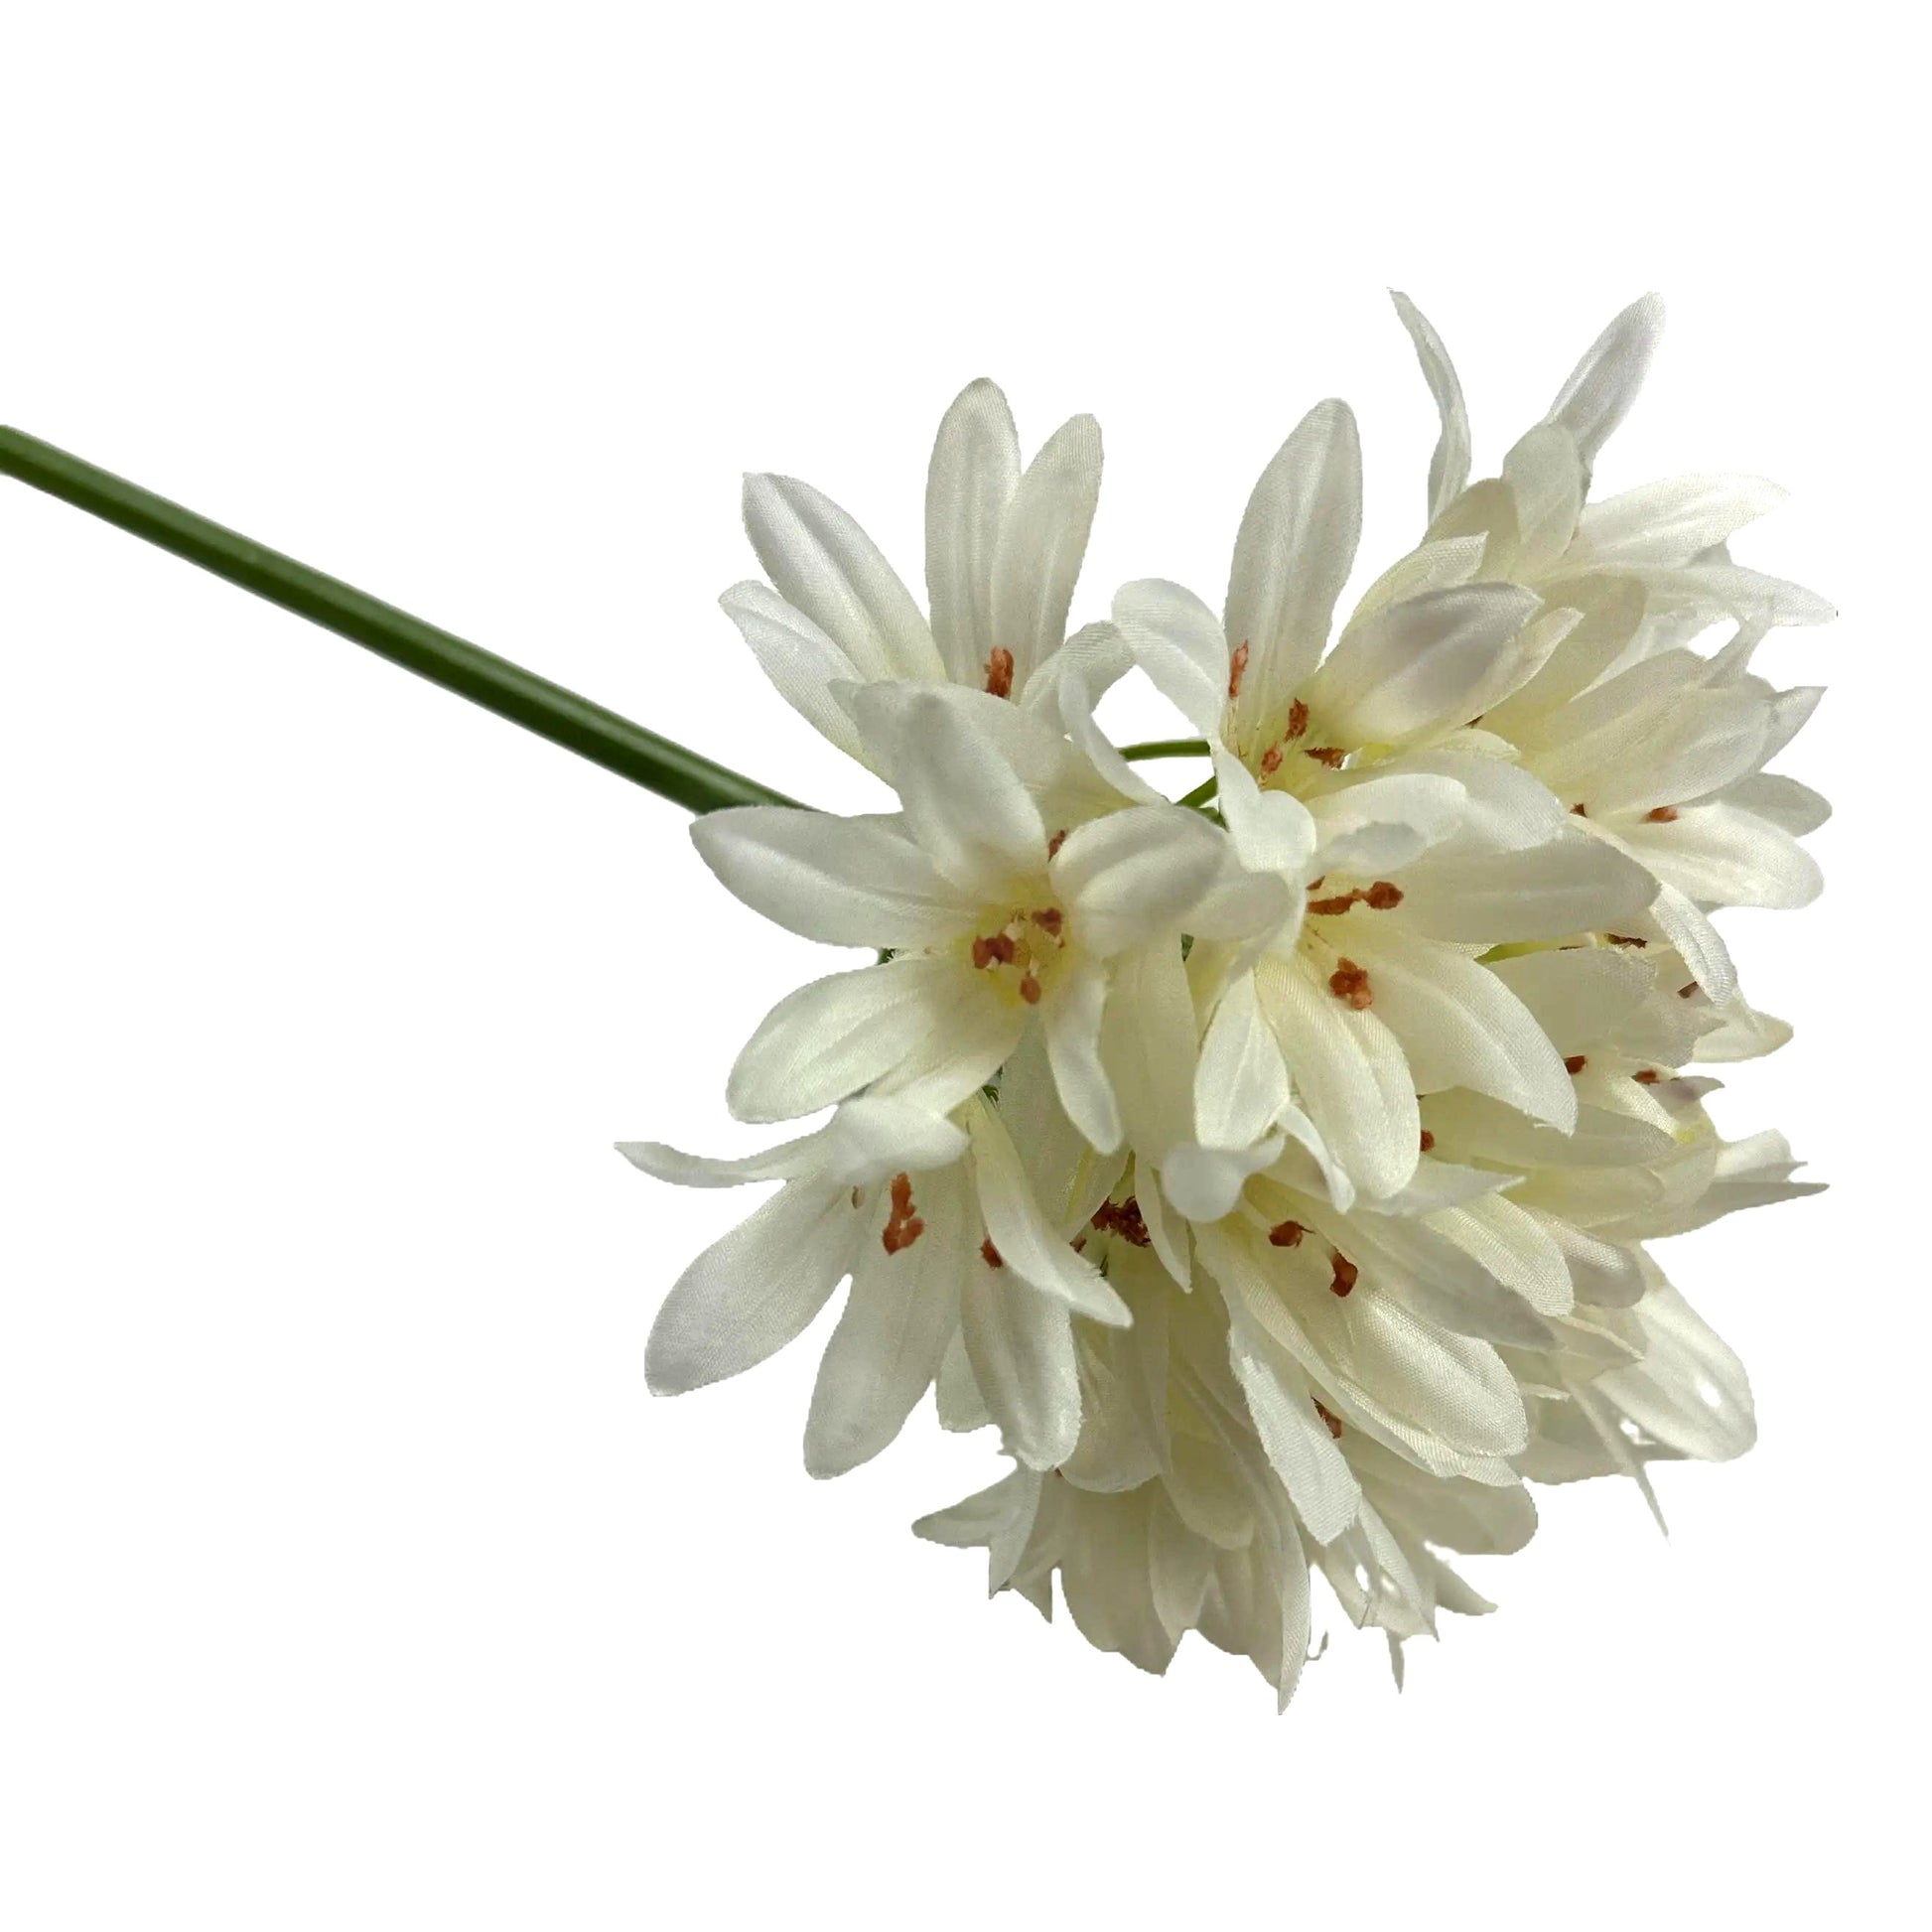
[1112,577,1230,737]
[691,805,967,947]
[743,472,943,681]
[719,582,866,759]
[1622,801,1823,910]
[1500,422,1585,576]
[728,956,956,1121]
[1309,584,1544,745]
[1307,771,1465,875]
[925,378,1021,684]
[1390,291,1471,522]
[1395,831,1653,942]
[1224,400,1362,718]
[1255,955,1419,1200]
[967,1102,1128,1324]
[1343,924,1578,1129]
[884,690,1046,896]
[1227,1303,1362,1546]
[804,1167,970,1476]
[644,1181,853,1394]
[1052,804,1224,957]
[991,413,1103,691]
[1041,955,1123,1154]
[960,1255,1082,1469]
[1572,475,1789,570]
[1194,971,1291,1151]
[1485,946,1655,1053]
[1544,292,1665,466]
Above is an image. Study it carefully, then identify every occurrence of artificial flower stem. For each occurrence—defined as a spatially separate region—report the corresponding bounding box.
[0,426,802,815]
[1119,738,1210,762]
[1176,773,1219,809]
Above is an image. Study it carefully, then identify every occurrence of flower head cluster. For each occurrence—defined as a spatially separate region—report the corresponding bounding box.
[622,296,1828,1706]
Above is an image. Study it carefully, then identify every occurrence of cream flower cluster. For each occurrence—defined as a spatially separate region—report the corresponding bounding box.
[621,296,1828,1707]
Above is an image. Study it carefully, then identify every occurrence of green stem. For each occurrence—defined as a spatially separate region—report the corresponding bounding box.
[1119,737,1209,762]
[0,426,801,815]
[1176,773,1219,810]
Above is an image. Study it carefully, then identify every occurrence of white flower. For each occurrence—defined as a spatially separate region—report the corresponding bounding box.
[724,379,1142,774]
[621,302,1831,1709]
[622,1086,1129,1477]
[1109,418,1654,1201]
[691,686,1252,1151]
[1390,291,1834,1005]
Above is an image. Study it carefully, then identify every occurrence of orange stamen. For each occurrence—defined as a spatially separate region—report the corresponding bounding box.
[980,1237,1004,1268]
[1019,972,1041,1005]
[1419,1130,1436,1154]
[1313,1398,1344,1440]
[1363,881,1403,910]
[1645,805,1680,823]
[1329,1253,1358,1298]
[1286,699,1310,739]
[1328,958,1373,1009]
[1564,1054,1587,1074]
[1091,1197,1151,1248]
[984,646,1015,699]
[1305,746,1345,768]
[1634,1068,1661,1084]
[882,1173,925,1254]
[1268,1220,1305,1248]
[1228,640,1250,699]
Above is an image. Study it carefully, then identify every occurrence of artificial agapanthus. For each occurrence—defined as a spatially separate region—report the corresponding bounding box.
[625,294,1829,1707]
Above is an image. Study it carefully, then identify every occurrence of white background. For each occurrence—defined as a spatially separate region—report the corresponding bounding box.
[1,6,1917,1926]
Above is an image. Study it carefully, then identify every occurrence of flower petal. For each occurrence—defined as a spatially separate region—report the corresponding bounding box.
[1571,475,1789,570]
[1593,1285,1755,1461]
[960,1252,1082,1469]
[743,472,944,681]
[1390,291,1471,523]
[1195,971,1291,1151]
[1341,924,1578,1129]
[1307,771,1465,875]
[925,378,1021,685]
[1308,584,1544,745]
[1622,801,1824,910]
[1485,947,1655,1054]
[1500,423,1585,576]
[991,413,1103,692]
[1112,577,1229,737]
[1041,955,1123,1155]
[1227,1301,1362,1546]
[691,805,966,947]
[1544,292,1665,466]
[1395,831,1653,942]
[1224,399,1362,719]
[968,1101,1128,1324]
[1254,954,1420,1200]
[1053,804,1224,957]
[728,955,955,1122]
[804,1167,970,1477]
[644,1181,854,1394]
[719,581,866,760]
[888,689,1047,896]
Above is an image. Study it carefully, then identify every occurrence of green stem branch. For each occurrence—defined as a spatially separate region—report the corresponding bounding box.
[0,426,800,815]
[1119,737,1209,762]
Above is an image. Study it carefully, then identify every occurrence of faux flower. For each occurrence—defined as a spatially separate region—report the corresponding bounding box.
[621,294,1830,1707]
